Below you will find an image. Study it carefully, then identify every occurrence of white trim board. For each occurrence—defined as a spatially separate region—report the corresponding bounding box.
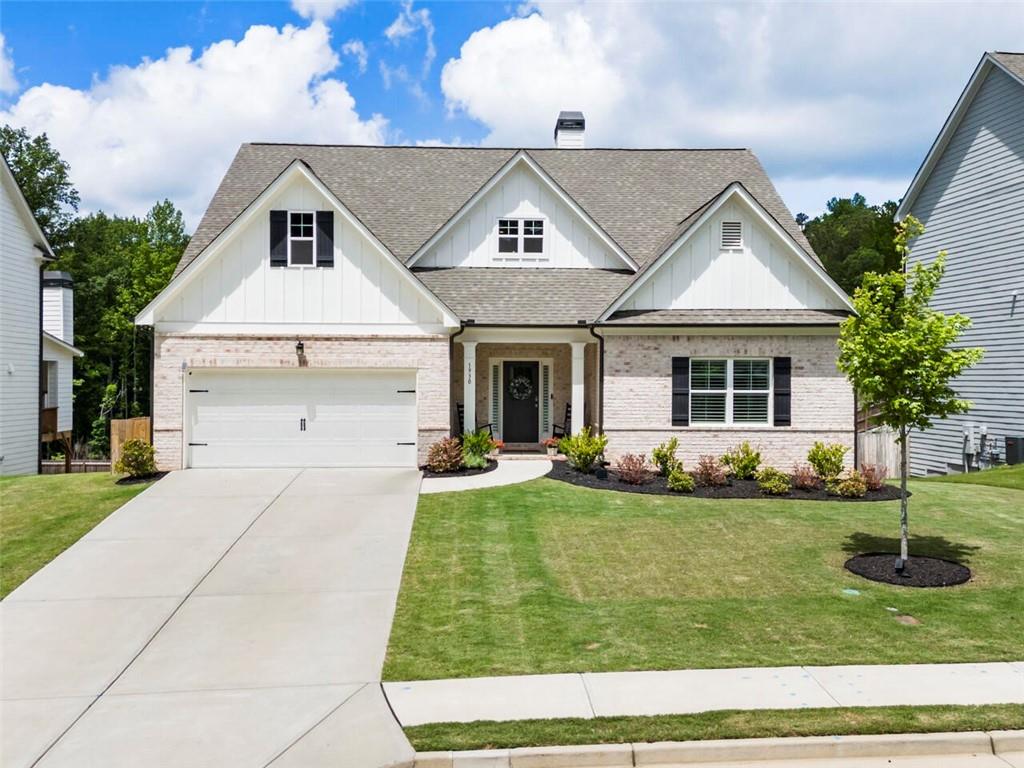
[136,160,460,328]
[598,183,854,320]
[153,321,452,337]
[406,150,638,271]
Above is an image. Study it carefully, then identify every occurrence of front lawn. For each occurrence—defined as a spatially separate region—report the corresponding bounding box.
[384,477,1023,681]
[924,463,1024,492]
[0,473,155,598]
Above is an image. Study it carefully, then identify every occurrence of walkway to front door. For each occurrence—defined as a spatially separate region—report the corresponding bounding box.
[502,360,539,442]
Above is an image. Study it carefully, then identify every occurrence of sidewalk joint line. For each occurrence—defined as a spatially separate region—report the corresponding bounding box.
[263,682,369,767]
[802,665,844,707]
[579,672,598,719]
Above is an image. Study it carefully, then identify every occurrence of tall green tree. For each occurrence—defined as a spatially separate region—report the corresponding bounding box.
[837,216,983,569]
[0,125,80,249]
[801,194,900,294]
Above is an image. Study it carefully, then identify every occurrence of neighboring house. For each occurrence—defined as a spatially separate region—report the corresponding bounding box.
[137,113,855,470]
[897,51,1024,475]
[41,271,84,445]
[1,157,81,475]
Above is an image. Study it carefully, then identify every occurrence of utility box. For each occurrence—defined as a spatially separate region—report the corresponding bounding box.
[1006,437,1023,466]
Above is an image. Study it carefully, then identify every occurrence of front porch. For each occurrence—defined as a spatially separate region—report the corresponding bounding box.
[451,328,599,444]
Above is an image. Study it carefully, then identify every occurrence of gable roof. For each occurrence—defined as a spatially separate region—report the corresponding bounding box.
[897,51,1024,220]
[174,144,815,279]
[1,155,55,260]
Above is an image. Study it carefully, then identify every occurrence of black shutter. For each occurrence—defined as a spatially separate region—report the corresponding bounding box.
[316,210,334,268]
[269,210,288,267]
[671,357,689,426]
[773,357,792,426]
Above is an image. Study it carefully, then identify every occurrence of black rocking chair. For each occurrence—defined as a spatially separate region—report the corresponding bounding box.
[551,403,572,439]
[455,403,494,438]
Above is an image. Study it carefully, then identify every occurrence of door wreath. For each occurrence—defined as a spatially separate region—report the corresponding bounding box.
[508,375,534,401]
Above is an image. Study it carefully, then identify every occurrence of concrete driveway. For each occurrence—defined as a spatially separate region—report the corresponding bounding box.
[1,468,420,768]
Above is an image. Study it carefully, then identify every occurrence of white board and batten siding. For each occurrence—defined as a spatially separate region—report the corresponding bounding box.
[156,175,444,328]
[622,198,848,312]
[417,165,623,269]
[0,173,43,475]
[905,64,1024,475]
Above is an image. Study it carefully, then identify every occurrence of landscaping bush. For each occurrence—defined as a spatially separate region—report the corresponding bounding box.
[615,453,652,485]
[462,429,495,463]
[559,427,608,473]
[722,441,761,480]
[462,453,488,470]
[651,437,681,477]
[807,441,849,481]
[860,463,887,491]
[829,469,868,498]
[426,437,463,473]
[666,466,695,493]
[757,466,791,496]
[114,439,156,477]
[791,463,820,490]
[694,454,728,487]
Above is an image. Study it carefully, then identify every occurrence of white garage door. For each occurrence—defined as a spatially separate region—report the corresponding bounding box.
[185,369,417,468]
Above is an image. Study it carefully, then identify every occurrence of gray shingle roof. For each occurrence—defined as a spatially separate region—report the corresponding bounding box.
[991,51,1024,82]
[602,309,851,326]
[415,268,635,325]
[174,144,815,279]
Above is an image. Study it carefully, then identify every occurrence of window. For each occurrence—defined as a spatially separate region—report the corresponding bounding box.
[721,220,743,250]
[289,211,315,266]
[496,218,545,260]
[690,358,770,424]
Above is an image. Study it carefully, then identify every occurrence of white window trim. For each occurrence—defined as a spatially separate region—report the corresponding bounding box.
[287,210,317,268]
[690,357,773,426]
[494,217,548,263]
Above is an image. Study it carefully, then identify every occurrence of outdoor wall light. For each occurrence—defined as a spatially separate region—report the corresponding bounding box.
[295,340,305,356]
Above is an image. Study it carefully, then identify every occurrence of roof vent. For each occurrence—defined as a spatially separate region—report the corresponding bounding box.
[554,111,585,149]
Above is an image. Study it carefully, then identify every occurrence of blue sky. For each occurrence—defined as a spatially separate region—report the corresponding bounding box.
[2,1,1023,229]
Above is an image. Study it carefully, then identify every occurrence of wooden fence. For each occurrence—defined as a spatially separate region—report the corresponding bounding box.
[41,460,112,475]
[110,417,152,472]
[857,427,901,476]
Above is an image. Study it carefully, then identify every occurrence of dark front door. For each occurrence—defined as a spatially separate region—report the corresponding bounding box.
[502,361,539,442]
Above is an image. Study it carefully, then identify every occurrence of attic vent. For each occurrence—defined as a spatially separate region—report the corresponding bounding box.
[721,221,743,250]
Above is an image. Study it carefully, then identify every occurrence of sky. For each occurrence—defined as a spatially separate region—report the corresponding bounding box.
[2,1,1023,232]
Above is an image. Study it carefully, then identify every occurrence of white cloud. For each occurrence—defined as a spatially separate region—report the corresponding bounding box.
[0,33,17,95]
[441,2,1024,210]
[341,39,368,74]
[385,1,435,75]
[290,0,356,22]
[0,22,386,228]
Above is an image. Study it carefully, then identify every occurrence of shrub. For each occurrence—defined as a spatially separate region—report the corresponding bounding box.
[830,469,868,498]
[721,441,761,480]
[615,453,652,485]
[651,437,681,477]
[757,466,791,496]
[807,441,849,481]
[860,463,887,491]
[462,453,488,470]
[426,437,462,473]
[114,439,156,477]
[667,466,695,493]
[791,463,820,490]
[694,454,728,487]
[559,427,608,473]
[462,429,495,461]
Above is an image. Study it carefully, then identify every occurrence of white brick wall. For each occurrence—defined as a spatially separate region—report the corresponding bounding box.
[153,334,449,469]
[603,333,855,469]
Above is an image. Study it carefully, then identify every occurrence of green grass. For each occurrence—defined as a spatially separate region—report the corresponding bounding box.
[924,463,1024,491]
[405,704,1024,752]
[0,473,154,598]
[384,478,1024,681]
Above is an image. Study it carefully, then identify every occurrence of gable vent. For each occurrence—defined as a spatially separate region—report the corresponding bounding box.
[721,221,743,250]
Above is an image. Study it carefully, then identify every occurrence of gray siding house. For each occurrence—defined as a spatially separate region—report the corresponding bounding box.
[897,51,1024,475]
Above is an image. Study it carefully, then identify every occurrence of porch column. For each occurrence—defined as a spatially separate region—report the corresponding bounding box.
[570,342,586,434]
[462,341,477,435]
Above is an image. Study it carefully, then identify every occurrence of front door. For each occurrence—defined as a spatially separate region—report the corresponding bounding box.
[502,361,539,442]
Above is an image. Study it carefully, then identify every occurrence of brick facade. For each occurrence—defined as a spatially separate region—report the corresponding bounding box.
[152,333,449,470]
[602,332,855,468]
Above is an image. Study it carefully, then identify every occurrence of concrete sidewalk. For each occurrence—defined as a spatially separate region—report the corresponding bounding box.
[384,661,1024,726]
[420,458,551,494]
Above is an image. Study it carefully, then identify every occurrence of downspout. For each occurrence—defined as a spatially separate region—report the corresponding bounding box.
[449,322,466,437]
[588,324,605,434]
[37,263,45,474]
[148,325,156,446]
[853,390,859,470]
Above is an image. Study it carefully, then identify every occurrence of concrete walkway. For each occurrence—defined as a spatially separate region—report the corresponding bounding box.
[384,661,1024,726]
[2,468,420,768]
[420,457,551,494]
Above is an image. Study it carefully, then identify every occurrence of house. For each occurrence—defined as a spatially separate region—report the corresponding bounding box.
[897,52,1024,475]
[41,271,84,445]
[1,157,81,475]
[137,113,855,471]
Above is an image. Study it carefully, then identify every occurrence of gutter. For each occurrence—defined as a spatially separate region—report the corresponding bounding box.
[448,322,466,437]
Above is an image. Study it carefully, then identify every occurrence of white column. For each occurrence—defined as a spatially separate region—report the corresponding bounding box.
[462,341,477,435]
[570,342,586,434]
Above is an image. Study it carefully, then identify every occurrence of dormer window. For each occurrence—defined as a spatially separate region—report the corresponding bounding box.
[721,221,743,250]
[289,211,315,266]
[496,218,545,262]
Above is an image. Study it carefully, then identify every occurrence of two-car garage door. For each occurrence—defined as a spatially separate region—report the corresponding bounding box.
[185,369,417,468]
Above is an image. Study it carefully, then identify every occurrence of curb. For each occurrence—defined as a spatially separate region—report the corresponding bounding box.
[413,729,1024,767]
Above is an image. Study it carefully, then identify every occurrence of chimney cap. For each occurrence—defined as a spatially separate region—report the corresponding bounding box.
[42,271,73,287]
[554,110,585,138]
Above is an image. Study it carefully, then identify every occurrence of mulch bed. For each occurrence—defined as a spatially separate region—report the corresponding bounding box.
[546,460,903,502]
[115,471,168,486]
[845,553,971,588]
[420,458,499,479]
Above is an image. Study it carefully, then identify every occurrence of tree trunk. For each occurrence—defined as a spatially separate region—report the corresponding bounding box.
[899,426,909,568]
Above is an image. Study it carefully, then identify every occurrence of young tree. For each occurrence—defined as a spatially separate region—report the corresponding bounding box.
[837,216,983,569]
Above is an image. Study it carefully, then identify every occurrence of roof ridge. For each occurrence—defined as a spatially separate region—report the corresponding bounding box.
[243,142,752,152]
